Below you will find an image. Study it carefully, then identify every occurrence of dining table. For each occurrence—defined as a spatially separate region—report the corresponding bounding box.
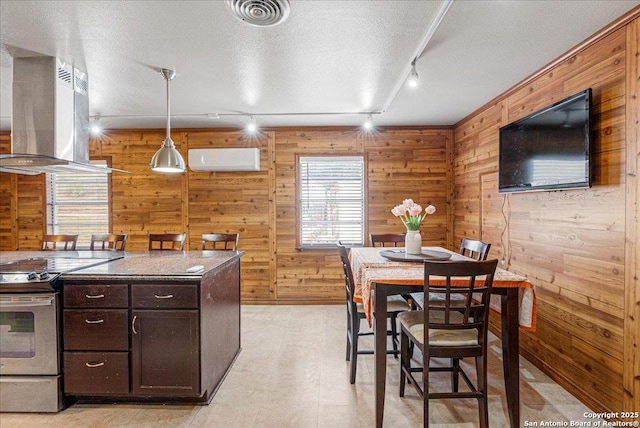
[349,246,536,428]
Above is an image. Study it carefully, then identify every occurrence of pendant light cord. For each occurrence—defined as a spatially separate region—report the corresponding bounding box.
[165,73,171,142]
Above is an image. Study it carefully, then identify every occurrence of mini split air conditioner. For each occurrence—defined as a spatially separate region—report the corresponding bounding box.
[188,148,260,172]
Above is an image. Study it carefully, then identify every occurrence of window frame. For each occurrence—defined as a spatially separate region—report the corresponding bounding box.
[45,156,112,247]
[295,153,367,250]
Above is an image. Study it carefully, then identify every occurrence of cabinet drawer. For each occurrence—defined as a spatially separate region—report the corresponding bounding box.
[64,284,128,308]
[64,352,129,395]
[64,309,129,351]
[132,284,198,309]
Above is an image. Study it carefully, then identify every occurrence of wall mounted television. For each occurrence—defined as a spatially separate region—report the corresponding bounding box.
[498,88,592,193]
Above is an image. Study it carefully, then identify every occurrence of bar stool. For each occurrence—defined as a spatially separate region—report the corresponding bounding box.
[90,234,128,251]
[370,233,406,247]
[202,233,239,251]
[459,238,491,261]
[148,233,186,251]
[41,234,79,251]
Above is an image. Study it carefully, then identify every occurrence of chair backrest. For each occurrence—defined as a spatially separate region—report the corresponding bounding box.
[423,259,498,350]
[337,242,358,313]
[370,233,406,247]
[41,234,78,251]
[202,233,239,251]
[459,238,491,261]
[90,233,128,251]
[148,233,186,251]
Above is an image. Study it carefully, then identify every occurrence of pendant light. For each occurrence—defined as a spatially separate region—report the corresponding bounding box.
[150,68,186,173]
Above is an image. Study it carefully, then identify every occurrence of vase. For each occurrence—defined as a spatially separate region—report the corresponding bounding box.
[405,230,422,255]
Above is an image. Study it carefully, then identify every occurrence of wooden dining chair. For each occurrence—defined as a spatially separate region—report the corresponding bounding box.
[148,233,186,251]
[370,233,406,247]
[202,233,239,251]
[459,238,491,261]
[337,242,411,384]
[413,238,491,307]
[398,258,498,428]
[41,234,79,251]
[90,233,128,251]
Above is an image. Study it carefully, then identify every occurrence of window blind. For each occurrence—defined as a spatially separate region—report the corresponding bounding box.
[299,156,364,247]
[46,160,109,246]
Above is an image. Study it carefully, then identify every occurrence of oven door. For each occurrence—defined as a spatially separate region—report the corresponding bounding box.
[0,293,60,375]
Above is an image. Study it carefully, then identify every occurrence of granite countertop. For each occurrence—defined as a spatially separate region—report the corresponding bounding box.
[0,250,243,280]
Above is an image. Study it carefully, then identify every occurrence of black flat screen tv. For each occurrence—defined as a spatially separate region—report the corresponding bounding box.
[498,88,592,193]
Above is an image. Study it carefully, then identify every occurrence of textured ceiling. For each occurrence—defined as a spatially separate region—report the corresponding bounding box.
[0,0,638,131]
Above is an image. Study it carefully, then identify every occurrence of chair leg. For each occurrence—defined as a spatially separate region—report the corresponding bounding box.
[476,355,489,428]
[390,313,398,358]
[424,352,430,428]
[349,316,360,384]
[452,358,460,392]
[346,311,352,361]
[399,329,408,397]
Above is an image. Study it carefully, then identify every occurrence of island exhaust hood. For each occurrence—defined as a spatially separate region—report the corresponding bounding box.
[0,56,125,175]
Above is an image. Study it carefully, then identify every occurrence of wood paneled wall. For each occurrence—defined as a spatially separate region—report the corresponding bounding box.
[0,127,452,303]
[273,128,452,302]
[453,10,639,414]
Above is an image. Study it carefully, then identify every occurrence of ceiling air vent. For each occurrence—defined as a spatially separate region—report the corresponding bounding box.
[226,0,290,27]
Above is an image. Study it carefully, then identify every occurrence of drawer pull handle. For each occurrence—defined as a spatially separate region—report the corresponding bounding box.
[132,315,138,335]
[154,294,174,299]
[85,361,105,368]
[85,319,104,324]
[85,294,105,299]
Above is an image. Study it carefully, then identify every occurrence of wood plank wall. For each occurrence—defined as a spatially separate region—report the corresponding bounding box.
[623,13,640,414]
[273,128,452,302]
[0,127,452,304]
[453,10,639,414]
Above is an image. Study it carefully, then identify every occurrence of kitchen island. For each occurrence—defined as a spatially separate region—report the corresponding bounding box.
[1,250,242,408]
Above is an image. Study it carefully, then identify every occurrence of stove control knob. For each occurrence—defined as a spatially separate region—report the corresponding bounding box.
[39,272,50,280]
[27,272,38,280]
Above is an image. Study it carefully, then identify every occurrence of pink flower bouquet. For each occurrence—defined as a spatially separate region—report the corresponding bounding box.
[391,199,436,231]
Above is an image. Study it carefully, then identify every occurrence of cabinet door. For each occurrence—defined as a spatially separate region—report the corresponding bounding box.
[131,310,200,396]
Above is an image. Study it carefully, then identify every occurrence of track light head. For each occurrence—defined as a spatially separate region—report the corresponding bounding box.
[363,114,373,130]
[407,60,419,88]
[90,116,102,135]
[246,115,257,133]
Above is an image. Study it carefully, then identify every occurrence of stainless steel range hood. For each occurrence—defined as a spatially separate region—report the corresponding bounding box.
[0,56,125,175]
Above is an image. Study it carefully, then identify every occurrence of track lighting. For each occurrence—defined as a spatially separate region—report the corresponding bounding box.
[150,68,186,173]
[407,59,419,88]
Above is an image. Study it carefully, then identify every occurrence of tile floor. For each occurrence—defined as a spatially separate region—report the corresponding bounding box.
[0,305,593,427]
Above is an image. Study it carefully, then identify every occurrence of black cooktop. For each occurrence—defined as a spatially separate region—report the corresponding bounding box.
[0,257,119,274]
[0,256,123,292]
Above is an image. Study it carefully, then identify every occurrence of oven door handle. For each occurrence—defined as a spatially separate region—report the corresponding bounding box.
[0,296,55,307]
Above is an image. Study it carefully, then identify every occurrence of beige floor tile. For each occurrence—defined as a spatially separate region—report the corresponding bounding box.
[0,305,593,428]
[189,403,258,428]
[251,403,319,428]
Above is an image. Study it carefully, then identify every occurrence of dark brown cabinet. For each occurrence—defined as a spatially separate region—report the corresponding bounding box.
[130,283,200,396]
[63,283,129,395]
[131,309,200,396]
[61,257,241,404]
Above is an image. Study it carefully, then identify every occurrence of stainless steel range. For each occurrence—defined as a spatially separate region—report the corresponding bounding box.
[0,256,121,412]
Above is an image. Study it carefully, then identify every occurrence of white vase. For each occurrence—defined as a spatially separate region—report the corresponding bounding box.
[405,230,422,255]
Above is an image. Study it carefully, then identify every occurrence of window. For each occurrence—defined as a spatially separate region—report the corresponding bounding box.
[46,159,110,247]
[298,155,365,247]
